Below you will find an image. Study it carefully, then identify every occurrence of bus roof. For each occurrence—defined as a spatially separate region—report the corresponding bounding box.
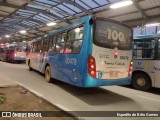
[134,34,160,39]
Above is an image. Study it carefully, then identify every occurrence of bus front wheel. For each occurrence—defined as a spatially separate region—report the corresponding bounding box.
[132,73,151,91]
[45,66,52,83]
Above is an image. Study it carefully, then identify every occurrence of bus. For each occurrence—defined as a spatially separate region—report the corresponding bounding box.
[0,43,26,63]
[132,34,160,90]
[0,43,6,61]
[26,16,133,87]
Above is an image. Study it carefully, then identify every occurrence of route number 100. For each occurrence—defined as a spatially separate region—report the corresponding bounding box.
[107,29,125,42]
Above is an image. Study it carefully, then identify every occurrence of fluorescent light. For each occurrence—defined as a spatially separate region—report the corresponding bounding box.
[20,30,26,34]
[75,28,80,32]
[145,23,160,27]
[23,41,26,42]
[110,0,133,9]
[47,22,57,26]
[5,35,10,38]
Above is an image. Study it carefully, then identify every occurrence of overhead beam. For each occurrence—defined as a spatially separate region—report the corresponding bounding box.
[97,6,160,20]
[0,14,7,17]
[30,1,72,16]
[11,16,45,24]
[123,15,160,27]
[133,0,148,18]
[0,1,21,8]
[25,6,71,24]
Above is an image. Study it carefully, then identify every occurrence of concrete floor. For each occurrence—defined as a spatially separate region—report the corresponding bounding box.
[0,61,160,120]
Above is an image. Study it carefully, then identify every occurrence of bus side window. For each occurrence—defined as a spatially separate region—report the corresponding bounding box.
[67,26,84,53]
[55,32,66,53]
[49,36,56,53]
[37,40,42,52]
[33,42,38,52]
[30,44,33,52]
[43,38,49,52]
[133,40,155,59]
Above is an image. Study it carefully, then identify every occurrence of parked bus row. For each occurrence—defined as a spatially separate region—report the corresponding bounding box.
[1,16,158,91]
[0,43,27,63]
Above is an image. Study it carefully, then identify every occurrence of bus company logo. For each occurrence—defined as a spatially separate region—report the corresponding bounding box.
[103,61,114,65]
[103,61,125,66]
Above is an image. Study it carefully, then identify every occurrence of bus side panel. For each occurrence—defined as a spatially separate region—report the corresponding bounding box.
[47,23,91,87]
[154,61,160,88]
[48,20,92,86]
[48,54,86,87]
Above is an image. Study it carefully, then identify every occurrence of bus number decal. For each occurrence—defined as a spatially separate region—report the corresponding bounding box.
[65,58,77,65]
[98,72,103,79]
[107,29,125,42]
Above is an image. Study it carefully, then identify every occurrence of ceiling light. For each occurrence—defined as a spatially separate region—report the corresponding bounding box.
[145,23,160,27]
[110,0,133,9]
[47,22,57,26]
[5,35,10,38]
[20,30,26,34]
[23,41,26,42]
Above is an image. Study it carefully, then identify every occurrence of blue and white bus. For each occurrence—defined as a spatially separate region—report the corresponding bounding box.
[132,34,160,90]
[26,16,133,87]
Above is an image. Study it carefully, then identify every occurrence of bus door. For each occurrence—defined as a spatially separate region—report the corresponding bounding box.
[37,38,48,72]
[30,42,38,69]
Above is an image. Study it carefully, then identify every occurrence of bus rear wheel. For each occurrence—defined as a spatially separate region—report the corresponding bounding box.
[132,73,151,91]
[45,66,52,83]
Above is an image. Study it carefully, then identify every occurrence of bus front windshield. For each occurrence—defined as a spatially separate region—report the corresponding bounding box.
[94,19,132,50]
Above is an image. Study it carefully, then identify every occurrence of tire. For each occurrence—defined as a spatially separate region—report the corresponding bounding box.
[45,66,52,83]
[132,73,151,91]
[28,61,33,71]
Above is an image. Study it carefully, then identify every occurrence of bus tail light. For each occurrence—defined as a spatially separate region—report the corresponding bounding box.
[128,60,133,77]
[14,52,17,57]
[88,55,96,78]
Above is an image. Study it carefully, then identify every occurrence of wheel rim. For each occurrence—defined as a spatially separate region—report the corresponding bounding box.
[45,67,50,81]
[137,78,146,86]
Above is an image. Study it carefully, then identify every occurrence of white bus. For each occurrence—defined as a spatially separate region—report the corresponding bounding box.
[132,34,160,90]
